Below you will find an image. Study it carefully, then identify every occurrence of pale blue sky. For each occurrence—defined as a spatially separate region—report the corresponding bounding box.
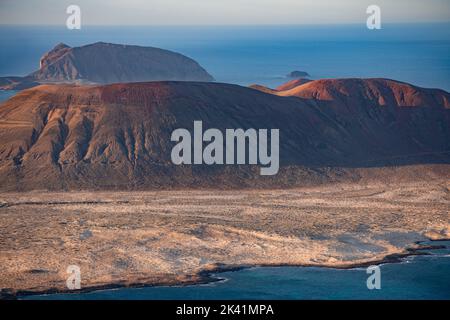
[1,0,449,25]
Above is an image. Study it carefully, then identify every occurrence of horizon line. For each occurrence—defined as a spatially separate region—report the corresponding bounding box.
[1,21,450,28]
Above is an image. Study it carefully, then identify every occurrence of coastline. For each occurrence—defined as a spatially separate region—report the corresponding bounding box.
[7,239,448,300]
[1,182,449,300]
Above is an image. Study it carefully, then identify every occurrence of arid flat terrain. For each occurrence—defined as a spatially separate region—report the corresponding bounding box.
[0,180,449,297]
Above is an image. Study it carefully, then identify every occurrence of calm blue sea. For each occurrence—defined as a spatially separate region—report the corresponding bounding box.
[0,90,17,102]
[25,241,450,300]
[0,24,450,90]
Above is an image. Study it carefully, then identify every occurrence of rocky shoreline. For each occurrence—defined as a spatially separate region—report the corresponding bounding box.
[2,240,447,300]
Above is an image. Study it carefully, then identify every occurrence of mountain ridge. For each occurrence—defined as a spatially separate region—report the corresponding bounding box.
[0,78,449,191]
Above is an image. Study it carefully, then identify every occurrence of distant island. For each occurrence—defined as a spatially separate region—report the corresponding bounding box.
[0,42,214,90]
[287,70,310,78]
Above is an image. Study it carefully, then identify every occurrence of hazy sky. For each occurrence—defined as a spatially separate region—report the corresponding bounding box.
[1,0,449,25]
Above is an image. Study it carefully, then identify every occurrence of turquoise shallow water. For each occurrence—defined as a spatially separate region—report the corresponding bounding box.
[25,241,450,300]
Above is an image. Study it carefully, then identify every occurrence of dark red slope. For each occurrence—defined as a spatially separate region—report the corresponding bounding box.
[0,79,449,190]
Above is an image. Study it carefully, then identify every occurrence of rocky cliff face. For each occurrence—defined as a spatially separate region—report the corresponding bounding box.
[0,42,214,90]
[31,42,214,83]
[39,43,71,69]
[0,79,449,190]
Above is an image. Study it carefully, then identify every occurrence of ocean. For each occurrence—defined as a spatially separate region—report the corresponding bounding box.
[0,90,17,102]
[24,241,450,300]
[0,23,450,90]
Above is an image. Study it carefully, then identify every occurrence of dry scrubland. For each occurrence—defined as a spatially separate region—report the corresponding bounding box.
[0,180,449,296]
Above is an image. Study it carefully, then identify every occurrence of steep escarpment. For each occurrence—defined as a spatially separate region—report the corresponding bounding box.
[0,42,214,90]
[31,42,214,83]
[0,79,449,191]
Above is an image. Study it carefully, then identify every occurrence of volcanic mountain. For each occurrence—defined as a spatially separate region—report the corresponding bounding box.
[0,78,449,191]
[0,42,214,90]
